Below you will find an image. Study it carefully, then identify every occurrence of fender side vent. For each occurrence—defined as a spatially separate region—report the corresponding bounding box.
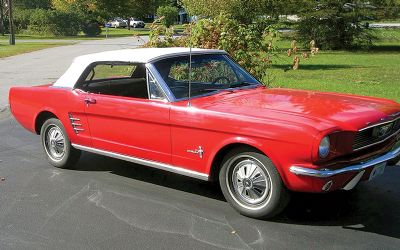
[68,113,84,134]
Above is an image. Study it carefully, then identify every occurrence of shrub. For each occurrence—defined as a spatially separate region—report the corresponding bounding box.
[82,21,102,37]
[52,11,82,36]
[13,8,35,32]
[26,9,54,36]
[145,22,177,48]
[297,16,373,50]
[27,9,81,36]
[156,6,178,27]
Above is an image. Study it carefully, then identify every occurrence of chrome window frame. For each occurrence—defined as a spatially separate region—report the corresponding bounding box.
[145,63,175,102]
[146,67,168,102]
[147,53,262,102]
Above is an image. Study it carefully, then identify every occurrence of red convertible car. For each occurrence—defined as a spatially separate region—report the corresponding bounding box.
[9,48,400,218]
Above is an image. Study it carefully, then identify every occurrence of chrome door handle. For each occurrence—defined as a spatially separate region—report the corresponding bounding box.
[84,98,97,105]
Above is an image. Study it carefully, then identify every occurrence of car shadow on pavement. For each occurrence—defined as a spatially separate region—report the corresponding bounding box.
[74,152,225,201]
[274,166,400,240]
[75,151,400,240]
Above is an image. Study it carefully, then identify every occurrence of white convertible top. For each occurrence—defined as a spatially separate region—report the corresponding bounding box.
[53,47,226,88]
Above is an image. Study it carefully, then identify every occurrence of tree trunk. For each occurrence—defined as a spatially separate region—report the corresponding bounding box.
[8,0,15,45]
[0,0,4,35]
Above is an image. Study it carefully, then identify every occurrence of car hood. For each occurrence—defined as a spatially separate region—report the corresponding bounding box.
[198,87,400,132]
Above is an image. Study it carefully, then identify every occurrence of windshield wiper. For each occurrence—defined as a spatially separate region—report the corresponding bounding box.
[200,81,258,94]
[203,88,235,93]
[228,81,255,88]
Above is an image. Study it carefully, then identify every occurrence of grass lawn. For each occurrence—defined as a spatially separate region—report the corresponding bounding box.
[267,51,400,102]
[0,42,72,58]
[371,28,400,46]
[265,29,400,102]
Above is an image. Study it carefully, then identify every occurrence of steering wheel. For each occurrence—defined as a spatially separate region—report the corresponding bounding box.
[211,76,230,85]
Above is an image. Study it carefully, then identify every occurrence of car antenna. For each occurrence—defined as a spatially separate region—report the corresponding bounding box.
[187,20,193,107]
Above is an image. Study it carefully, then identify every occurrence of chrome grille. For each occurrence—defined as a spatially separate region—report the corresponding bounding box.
[353,117,400,151]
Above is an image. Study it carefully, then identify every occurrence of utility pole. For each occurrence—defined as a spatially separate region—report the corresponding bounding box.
[7,0,14,45]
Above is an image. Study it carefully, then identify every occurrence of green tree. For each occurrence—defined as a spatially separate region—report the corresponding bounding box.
[180,0,265,24]
[157,5,178,27]
[15,0,51,9]
[369,0,400,19]
[51,0,147,22]
[180,0,309,24]
[259,0,308,19]
[51,0,101,21]
[297,0,374,49]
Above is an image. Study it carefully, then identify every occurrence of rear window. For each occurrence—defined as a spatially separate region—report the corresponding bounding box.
[86,64,136,81]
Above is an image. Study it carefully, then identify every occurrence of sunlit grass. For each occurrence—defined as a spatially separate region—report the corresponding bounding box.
[265,29,400,102]
[0,42,72,58]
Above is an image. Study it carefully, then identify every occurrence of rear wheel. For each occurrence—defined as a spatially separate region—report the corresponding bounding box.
[219,147,290,219]
[41,118,81,169]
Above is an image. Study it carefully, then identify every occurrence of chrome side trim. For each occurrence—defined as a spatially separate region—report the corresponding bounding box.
[290,144,400,178]
[71,144,209,181]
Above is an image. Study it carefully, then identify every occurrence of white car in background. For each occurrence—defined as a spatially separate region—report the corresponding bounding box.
[129,18,145,28]
[109,18,128,28]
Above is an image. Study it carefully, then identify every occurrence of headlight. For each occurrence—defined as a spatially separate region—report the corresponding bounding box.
[319,136,330,158]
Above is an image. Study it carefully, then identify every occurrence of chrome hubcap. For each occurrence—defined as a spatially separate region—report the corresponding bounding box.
[45,126,65,161]
[232,159,270,205]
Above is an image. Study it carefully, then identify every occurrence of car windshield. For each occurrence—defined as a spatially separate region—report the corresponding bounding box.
[153,54,261,100]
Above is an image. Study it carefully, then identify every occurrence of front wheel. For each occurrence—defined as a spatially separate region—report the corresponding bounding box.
[41,118,81,169]
[219,147,290,219]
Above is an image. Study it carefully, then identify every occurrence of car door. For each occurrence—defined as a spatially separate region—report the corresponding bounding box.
[66,88,94,147]
[82,63,171,164]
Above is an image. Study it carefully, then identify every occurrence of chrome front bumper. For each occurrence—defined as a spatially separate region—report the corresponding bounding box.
[290,144,400,178]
